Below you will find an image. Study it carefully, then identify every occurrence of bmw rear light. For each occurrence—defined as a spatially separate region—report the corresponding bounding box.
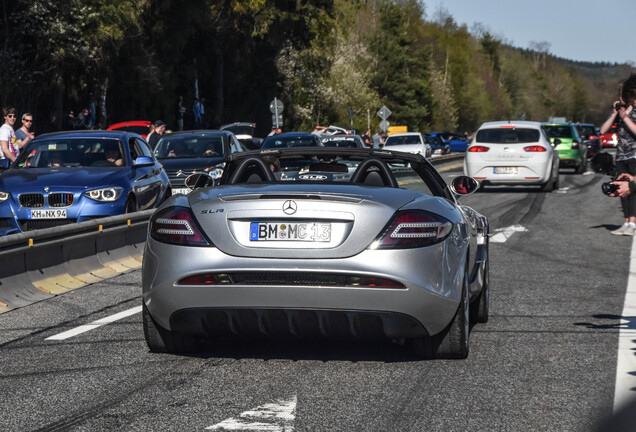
[523,146,547,152]
[150,206,211,246]
[369,210,453,249]
[468,146,489,152]
[572,140,580,149]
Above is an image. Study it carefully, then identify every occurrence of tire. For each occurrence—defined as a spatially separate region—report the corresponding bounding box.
[540,177,554,192]
[142,304,197,354]
[576,158,587,174]
[125,196,136,213]
[411,267,470,359]
[470,257,489,323]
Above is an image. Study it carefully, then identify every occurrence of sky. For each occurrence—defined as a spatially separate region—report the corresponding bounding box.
[431,0,635,65]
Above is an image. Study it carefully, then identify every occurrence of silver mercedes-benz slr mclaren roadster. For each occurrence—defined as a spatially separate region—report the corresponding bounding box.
[142,147,489,359]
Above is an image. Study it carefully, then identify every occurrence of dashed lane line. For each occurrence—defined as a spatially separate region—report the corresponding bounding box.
[45,306,142,341]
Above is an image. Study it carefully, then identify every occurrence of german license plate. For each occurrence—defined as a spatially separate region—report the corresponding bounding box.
[29,209,67,219]
[250,222,331,242]
[172,187,191,195]
[493,167,518,174]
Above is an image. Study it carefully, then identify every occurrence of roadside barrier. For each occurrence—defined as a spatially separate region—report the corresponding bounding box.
[0,153,464,314]
[0,210,153,313]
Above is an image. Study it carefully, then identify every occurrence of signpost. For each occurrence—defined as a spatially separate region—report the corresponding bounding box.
[269,98,284,129]
[377,105,391,133]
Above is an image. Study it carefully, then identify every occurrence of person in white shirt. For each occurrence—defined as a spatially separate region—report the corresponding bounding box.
[0,107,31,162]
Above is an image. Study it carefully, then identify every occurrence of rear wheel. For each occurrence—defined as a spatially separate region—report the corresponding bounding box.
[576,157,587,174]
[411,268,470,359]
[142,304,198,353]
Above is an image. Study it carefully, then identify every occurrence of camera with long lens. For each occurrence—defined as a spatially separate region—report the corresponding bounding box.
[591,152,627,196]
[614,102,628,110]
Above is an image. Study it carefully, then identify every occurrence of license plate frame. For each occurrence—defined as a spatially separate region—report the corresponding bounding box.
[250,222,331,242]
[493,167,518,174]
[28,209,67,219]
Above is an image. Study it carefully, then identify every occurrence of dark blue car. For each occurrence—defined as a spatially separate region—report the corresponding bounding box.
[429,131,468,152]
[0,130,170,235]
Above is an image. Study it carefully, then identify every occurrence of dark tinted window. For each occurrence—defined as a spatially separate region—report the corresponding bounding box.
[385,135,423,145]
[261,136,319,148]
[476,128,540,143]
[543,125,573,139]
[110,125,149,135]
[321,137,360,148]
[154,135,226,158]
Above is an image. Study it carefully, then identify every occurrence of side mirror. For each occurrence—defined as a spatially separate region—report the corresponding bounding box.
[450,175,479,196]
[185,173,215,190]
[133,156,155,167]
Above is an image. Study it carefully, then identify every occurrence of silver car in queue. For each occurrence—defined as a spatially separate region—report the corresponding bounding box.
[142,147,489,359]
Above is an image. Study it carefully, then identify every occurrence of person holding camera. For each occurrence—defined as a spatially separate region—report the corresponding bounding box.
[601,74,636,235]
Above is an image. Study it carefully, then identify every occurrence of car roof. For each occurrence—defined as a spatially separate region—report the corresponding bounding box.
[31,130,138,141]
[479,120,543,129]
[387,132,421,137]
[107,120,151,129]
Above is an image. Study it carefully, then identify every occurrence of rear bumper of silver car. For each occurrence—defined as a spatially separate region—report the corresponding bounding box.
[142,240,466,338]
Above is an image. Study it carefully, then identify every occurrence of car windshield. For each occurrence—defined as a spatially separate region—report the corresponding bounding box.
[221,125,255,136]
[261,136,318,148]
[14,138,126,168]
[321,137,359,148]
[220,152,438,197]
[385,135,421,145]
[154,135,225,159]
[543,125,573,139]
[476,128,540,143]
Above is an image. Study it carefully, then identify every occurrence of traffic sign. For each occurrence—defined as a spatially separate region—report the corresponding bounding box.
[377,105,391,120]
[269,98,284,114]
[379,120,390,132]
[272,114,283,128]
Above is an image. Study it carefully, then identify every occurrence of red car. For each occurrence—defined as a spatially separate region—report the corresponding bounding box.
[601,124,617,148]
[106,120,151,139]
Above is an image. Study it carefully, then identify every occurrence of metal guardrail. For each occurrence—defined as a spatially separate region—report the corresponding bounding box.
[0,153,464,314]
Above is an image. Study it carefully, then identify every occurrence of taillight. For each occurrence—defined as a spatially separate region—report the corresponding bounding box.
[150,206,211,246]
[572,140,579,149]
[468,145,489,152]
[369,210,452,249]
[523,146,547,152]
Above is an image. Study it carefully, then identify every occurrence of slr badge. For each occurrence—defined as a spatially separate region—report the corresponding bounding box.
[282,200,297,215]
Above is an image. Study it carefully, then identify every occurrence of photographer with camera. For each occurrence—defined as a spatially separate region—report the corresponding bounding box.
[600,74,636,235]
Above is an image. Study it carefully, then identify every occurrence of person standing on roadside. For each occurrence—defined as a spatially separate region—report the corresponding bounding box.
[0,107,31,162]
[148,120,166,149]
[601,74,636,236]
[15,113,35,143]
[193,98,202,129]
[177,96,186,131]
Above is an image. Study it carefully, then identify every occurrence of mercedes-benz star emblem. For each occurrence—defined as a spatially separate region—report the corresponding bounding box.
[282,200,297,215]
[44,187,50,192]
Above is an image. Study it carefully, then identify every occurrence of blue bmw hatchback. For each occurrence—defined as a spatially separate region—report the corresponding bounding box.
[0,130,170,235]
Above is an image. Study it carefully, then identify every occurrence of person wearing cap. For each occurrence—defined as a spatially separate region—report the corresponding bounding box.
[148,120,166,149]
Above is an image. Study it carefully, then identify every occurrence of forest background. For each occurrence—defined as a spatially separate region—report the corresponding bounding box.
[1,0,634,137]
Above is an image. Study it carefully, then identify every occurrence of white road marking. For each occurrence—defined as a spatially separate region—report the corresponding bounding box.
[206,395,296,431]
[489,224,528,243]
[613,237,636,412]
[556,186,570,194]
[45,306,142,341]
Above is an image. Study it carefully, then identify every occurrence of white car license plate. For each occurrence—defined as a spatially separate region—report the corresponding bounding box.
[493,167,518,174]
[29,209,67,219]
[172,187,191,195]
[250,222,331,242]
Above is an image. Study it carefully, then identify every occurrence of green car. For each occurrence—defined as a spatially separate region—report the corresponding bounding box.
[542,122,587,173]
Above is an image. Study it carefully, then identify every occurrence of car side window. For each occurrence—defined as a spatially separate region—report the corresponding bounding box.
[230,135,245,153]
[128,138,140,161]
[135,138,154,157]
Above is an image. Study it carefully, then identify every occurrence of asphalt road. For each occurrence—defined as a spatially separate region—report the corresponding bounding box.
[0,161,633,431]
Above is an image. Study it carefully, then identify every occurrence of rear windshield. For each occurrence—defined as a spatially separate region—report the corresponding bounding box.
[154,135,226,159]
[543,125,573,139]
[261,136,318,149]
[321,137,359,148]
[476,128,540,144]
[385,135,422,146]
